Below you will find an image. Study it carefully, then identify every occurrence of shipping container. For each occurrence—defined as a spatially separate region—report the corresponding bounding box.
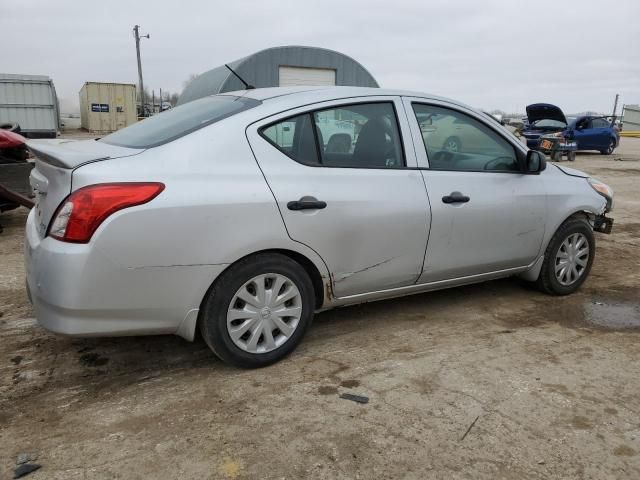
[622,105,640,131]
[0,73,60,138]
[79,82,137,133]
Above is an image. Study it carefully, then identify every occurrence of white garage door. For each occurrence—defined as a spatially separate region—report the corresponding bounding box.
[278,66,336,87]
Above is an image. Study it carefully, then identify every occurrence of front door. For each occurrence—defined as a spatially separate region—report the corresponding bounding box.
[405,99,547,282]
[573,118,595,150]
[589,117,613,151]
[247,98,431,297]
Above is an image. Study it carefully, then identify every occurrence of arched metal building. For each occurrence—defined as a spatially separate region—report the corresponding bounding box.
[178,46,379,105]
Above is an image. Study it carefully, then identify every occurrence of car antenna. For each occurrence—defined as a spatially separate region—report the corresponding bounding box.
[225,64,255,90]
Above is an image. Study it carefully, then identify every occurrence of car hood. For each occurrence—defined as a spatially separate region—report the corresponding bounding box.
[526,103,567,124]
[554,164,589,178]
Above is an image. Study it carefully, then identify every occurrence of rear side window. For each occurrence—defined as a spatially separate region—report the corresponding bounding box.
[260,102,405,168]
[100,95,261,148]
[262,114,319,165]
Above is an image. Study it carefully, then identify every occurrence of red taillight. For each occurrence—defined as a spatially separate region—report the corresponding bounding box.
[48,182,165,243]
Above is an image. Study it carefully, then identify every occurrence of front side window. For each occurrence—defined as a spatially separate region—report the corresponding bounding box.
[413,104,520,172]
[576,118,592,129]
[592,118,609,128]
[261,102,405,168]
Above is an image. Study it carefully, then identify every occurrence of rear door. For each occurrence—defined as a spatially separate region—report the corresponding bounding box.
[404,98,547,282]
[590,117,613,150]
[246,97,431,298]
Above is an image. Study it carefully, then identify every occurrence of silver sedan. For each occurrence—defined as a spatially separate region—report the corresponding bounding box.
[24,87,614,367]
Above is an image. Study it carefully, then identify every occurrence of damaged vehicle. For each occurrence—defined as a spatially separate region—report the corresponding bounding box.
[25,87,614,367]
[522,103,619,155]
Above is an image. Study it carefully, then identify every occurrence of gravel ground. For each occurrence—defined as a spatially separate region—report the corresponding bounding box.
[1,138,639,479]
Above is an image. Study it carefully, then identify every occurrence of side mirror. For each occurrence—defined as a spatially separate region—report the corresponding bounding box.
[525,150,546,173]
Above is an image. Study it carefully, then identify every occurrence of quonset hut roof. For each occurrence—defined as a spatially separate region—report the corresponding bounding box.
[178,45,379,105]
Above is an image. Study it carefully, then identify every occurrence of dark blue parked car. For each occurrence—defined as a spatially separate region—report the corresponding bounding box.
[522,103,619,155]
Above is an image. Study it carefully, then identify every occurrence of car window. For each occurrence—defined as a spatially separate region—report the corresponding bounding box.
[100,95,261,148]
[592,118,609,128]
[261,102,405,168]
[577,118,592,129]
[532,119,567,129]
[313,103,404,168]
[261,114,319,165]
[412,104,519,172]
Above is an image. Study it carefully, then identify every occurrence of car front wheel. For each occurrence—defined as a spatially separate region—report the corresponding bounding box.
[536,218,595,295]
[199,253,315,368]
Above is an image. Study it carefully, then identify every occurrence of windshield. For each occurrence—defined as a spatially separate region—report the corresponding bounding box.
[100,95,261,148]
[531,119,566,129]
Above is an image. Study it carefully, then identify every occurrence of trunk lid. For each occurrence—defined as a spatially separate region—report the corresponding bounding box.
[27,139,142,237]
[526,103,567,125]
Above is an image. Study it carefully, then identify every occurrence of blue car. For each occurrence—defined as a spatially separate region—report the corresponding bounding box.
[522,103,619,155]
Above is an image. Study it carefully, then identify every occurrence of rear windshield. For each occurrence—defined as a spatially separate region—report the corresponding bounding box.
[100,95,261,148]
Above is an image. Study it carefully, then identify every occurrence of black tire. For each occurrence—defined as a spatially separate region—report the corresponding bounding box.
[536,218,595,295]
[600,138,615,155]
[199,253,315,368]
[443,136,461,153]
[568,151,576,162]
[0,122,21,133]
[551,151,561,162]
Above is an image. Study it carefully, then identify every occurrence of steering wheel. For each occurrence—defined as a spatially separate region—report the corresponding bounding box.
[484,156,516,171]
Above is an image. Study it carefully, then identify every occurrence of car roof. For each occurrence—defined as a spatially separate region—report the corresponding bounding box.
[219,86,474,113]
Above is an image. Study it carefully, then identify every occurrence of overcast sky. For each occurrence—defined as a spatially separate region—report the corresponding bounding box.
[2,0,638,114]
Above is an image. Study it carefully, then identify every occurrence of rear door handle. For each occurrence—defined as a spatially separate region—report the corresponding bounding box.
[287,196,327,211]
[442,192,470,204]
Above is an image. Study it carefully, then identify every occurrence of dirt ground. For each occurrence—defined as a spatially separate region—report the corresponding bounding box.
[1,138,639,479]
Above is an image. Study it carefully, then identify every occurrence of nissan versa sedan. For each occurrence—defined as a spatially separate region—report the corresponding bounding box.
[25,87,614,368]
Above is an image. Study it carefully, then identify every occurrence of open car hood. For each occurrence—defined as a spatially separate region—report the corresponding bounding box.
[526,103,567,125]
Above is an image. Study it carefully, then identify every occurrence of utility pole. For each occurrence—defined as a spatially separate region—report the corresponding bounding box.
[133,25,150,116]
[611,94,620,125]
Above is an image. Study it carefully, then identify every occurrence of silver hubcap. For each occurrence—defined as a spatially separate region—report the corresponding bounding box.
[555,233,589,286]
[227,273,302,354]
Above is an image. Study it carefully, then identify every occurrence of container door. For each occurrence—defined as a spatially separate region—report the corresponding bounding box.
[114,85,127,131]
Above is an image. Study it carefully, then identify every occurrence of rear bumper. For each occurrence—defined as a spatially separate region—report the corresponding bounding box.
[24,209,226,339]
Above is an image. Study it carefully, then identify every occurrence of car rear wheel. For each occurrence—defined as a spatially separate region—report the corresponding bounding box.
[199,253,315,368]
[601,138,615,155]
[536,218,595,295]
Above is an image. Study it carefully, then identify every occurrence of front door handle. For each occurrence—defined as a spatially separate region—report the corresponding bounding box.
[442,192,470,204]
[287,196,327,211]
